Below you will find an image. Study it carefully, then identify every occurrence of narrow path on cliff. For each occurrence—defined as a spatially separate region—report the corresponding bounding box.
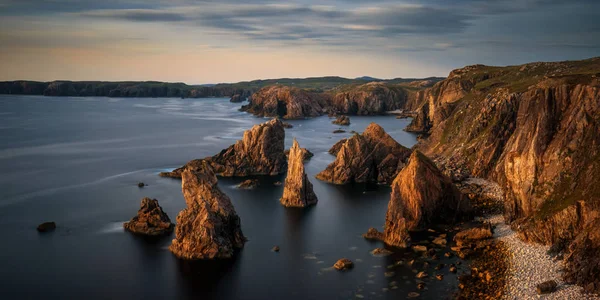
[486,214,598,299]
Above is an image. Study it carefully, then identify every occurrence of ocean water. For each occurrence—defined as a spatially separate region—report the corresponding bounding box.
[0,95,462,299]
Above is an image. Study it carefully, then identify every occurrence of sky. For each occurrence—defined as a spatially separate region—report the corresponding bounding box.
[0,0,599,84]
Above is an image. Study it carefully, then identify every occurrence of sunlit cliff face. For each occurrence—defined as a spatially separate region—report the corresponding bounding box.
[0,0,599,83]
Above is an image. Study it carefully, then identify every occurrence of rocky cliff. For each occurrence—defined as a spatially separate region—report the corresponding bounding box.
[316,123,411,185]
[280,139,318,207]
[169,161,246,259]
[124,197,174,236]
[241,85,329,119]
[160,119,286,178]
[411,57,600,292]
[381,151,471,247]
[329,82,410,115]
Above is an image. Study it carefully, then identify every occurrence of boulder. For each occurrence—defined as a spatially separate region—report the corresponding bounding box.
[169,162,246,259]
[332,129,346,134]
[363,227,384,240]
[382,151,471,248]
[123,197,174,236]
[333,258,354,270]
[280,139,318,208]
[316,123,411,185]
[237,179,259,189]
[37,222,56,232]
[536,280,558,295]
[332,115,350,126]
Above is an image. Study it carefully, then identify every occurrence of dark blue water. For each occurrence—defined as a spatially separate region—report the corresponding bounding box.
[0,95,461,299]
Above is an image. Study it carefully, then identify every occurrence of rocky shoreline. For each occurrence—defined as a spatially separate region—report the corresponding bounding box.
[487,214,599,299]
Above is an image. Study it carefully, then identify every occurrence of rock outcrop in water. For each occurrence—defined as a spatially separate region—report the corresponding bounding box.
[160,119,286,178]
[280,139,318,208]
[241,86,329,119]
[332,115,350,125]
[123,197,174,236]
[316,123,411,185]
[169,162,246,260]
[410,57,600,292]
[330,82,409,115]
[380,151,471,247]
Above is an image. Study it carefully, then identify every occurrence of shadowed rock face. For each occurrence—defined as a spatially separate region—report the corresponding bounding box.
[241,85,329,119]
[160,119,286,178]
[383,151,471,247]
[280,139,318,208]
[564,217,600,294]
[408,57,600,291]
[316,123,411,185]
[169,162,246,260]
[328,138,347,156]
[124,198,174,236]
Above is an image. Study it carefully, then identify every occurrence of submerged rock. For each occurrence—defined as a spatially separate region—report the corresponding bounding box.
[161,119,286,178]
[332,115,350,126]
[382,151,471,248]
[37,222,56,232]
[169,162,246,259]
[317,123,411,185]
[137,182,145,188]
[332,129,346,134]
[123,197,174,236]
[280,139,318,208]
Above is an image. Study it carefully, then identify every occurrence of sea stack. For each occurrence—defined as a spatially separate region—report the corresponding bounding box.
[316,123,411,185]
[280,139,318,208]
[160,119,286,178]
[169,161,246,259]
[381,151,471,247]
[123,197,174,236]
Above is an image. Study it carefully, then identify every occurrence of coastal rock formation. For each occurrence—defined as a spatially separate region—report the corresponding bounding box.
[160,119,286,178]
[410,57,600,291]
[241,85,329,119]
[123,197,174,236]
[328,139,347,155]
[280,139,318,208]
[169,162,246,260]
[332,115,350,125]
[316,123,411,185]
[230,94,242,103]
[330,82,409,115]
[382,151,471,247]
